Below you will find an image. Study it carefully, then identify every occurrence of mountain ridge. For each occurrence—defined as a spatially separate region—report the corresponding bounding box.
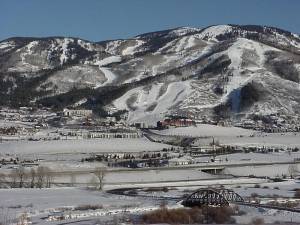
[3,23,299,42]
[0,24,300,127]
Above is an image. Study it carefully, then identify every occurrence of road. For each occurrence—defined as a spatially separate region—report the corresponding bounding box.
[42,159,298,176]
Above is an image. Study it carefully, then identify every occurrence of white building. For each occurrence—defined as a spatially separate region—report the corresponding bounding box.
[87,131,141,139]
[168,156,193,166]
[63,109,93,117]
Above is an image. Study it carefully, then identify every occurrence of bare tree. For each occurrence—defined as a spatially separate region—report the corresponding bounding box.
[45,167,53,188]
[10,169,18,188]
[29,168,36,188]
[88,176,98,189]
[70,172,76,187]
[16,166,26,188]
[36,166,46,188]
[0,209,15,225]
[17,212,29,225]
[94,167,107,191]
[288,164,298,179]
[251,217,265,225]
[0,173,8,188]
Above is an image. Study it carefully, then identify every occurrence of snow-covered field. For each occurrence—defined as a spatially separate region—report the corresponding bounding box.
[168,180,299,199]
[234,180,300,224]
[128,179,300,224]
[42,167,224,186]
[214,152,300,163]
[219,133,300,148]
[0,138,171,154]
[0,179,276,225]
[153,124,300,147]
[0,187,146,225]
[105,177,265,190]
[0,122,299,224]
[227,164,294,177]
[0,187,131,211]
[0,177,299,224]
[153,124,255,137]
[233,180,300,198]
[105,169,215,184]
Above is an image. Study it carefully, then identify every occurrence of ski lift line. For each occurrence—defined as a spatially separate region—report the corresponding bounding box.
[105,67,164,74]
[108,68,151,72]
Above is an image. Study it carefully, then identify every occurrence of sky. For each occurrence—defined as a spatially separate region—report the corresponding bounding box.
[1,0,299,42]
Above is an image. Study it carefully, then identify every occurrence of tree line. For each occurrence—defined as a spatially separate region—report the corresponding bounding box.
[0,166,53,188]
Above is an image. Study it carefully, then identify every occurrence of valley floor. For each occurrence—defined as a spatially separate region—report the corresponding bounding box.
[0,125,300,224]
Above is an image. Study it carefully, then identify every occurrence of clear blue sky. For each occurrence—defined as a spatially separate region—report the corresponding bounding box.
[1,0,299,42]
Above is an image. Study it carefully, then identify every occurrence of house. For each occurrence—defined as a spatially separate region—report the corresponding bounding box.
[168,156,193,166]
[191,145,220,154]
[87,131,141,139]
[63,109,93,117]
[133,122,149,129]
[157,117,195,129]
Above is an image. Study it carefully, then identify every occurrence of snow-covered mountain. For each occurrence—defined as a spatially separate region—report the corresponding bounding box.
[1,24,300,125]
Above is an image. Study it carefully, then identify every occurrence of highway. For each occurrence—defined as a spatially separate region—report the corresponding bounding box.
[42,159,298,176]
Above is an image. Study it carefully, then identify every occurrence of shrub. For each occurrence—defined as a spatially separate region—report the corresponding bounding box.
[267,200,298,208]
[141,206,235,224]
[254,184,261,188]
[144,187,168,192]
[74,204,103,211]
[162,186,169,192]
[127,189,138,196]
[142,207,201,224]
[294,189,300,198]
[251,192,259,198]
[206,206,235,224]
[251,217,264,225]
[273,177,284,182]
[237,210,247,216]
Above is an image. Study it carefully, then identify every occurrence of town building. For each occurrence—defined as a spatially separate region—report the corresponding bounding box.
[87,131,141,139]
[157,117,196,129]
[63,109,93,117]
[168,156,194,166]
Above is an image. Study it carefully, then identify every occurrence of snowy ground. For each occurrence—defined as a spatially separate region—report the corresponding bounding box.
[163,180,299,199]
[0,125,299,224]
[214,152,300,163]
[45,168,225,186]
[0,178,287,225]
[104,169,216,184]
[233,180,300,224]
[235,205,300,224]
[153,124,255,137]
[232,180,300,198]
[153,124,300,147]
[105,177,265,191]
[0,187,149,225]
[219,133,300,148]
[127,180,300,224]
[225,162,298,178]
[0,138,171,154]
[0,178,299,224]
